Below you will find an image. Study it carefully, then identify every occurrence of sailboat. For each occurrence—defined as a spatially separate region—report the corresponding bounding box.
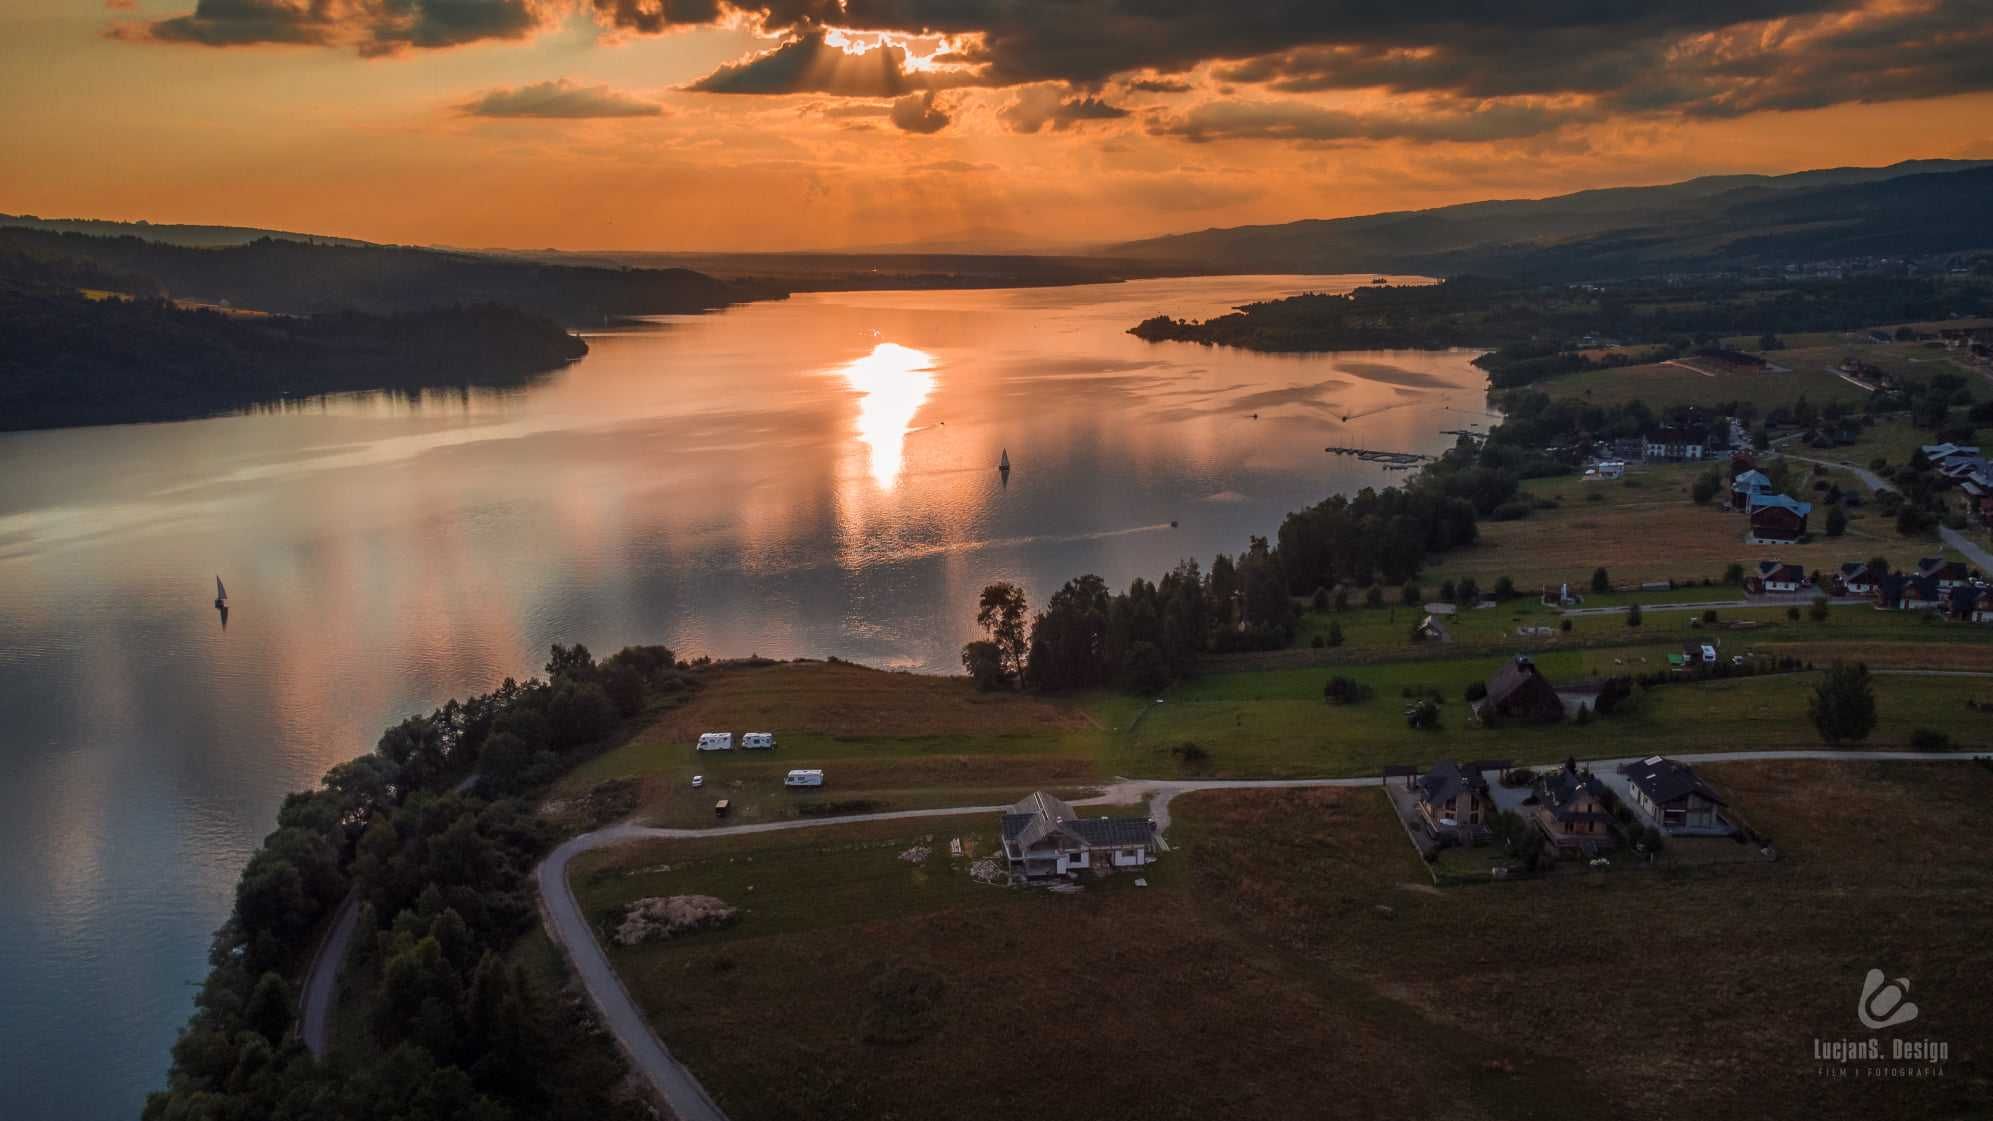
[214,575,228,610]
[998,449,1011,474]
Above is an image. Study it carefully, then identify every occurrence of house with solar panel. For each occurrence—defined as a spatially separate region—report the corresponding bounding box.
[1000,791,1161,880]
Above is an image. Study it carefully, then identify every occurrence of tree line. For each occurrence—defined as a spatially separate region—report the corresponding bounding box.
[964,452,1502,693]
[144,643,690,1121]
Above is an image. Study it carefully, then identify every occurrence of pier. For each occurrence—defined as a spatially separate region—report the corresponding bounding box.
[1323,446,1433,464]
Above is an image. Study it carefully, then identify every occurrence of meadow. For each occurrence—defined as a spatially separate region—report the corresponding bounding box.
[569,762,1993,1121]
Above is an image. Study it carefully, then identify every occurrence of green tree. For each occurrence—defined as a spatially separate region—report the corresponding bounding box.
[974,582,1030,685]
[1625,603,1643,627]
[1591,567,1610,593]
[960,640,1006,691]
[1826,504,1847,537]
[1724,562,1745,585]
[1327,620,1344,647]
[1809,661,1877,745]
[1809,595,1832,622]
[1691,471,1720,505]
[243,971,294,1043]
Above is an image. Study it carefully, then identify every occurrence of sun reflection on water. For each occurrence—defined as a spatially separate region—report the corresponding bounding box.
[836,342,936,489]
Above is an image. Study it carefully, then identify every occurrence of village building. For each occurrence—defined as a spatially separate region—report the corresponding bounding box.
[1415,761,1492,845]
[1745,560,1809,594]
[1874,573,1944,611]
[999,791,1159,880]
[1643,429,1706,461]
[1746,493,1812,543]
[1833,562,1878,596]
[1730,468,1772,511]
[1533,759,1617,855]
[1475,655,1565,724]
[1618,756,1733,836]
[1916,556,1972,591]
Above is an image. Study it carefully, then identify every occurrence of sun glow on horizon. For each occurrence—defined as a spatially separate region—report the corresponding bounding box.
[836,341,936,490]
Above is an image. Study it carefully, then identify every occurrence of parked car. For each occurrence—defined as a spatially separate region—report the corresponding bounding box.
[1700,643,1718,663]
[741,732,776,750]
[696,732,734,752]
[784,769,824,788]
[691,775,704,788]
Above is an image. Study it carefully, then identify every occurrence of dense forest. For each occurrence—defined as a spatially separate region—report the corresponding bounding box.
[1130,273,1992,387]
[143,642,688,1121]
[0,226,782,325]
[963,443,1513,693]
[0,262,588,430]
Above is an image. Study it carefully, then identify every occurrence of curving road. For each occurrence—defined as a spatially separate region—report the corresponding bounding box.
[535,749,1982,1121]
[1782,451,1993,572]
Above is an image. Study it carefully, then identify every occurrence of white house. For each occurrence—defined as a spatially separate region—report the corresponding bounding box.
[1000,791,1159,879]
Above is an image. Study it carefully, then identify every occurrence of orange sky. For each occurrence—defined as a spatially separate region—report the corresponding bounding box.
[3,1,1991,251]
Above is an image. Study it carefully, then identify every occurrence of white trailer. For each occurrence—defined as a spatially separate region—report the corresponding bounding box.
[741,732,777,750]
[695,732,734,752]
[784,769,824,788]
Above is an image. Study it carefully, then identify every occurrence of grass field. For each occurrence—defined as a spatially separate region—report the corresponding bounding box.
[572,762,1993,1121]
[1540,360,1871,410]
[1116,654,1993,777]
[557,661,1114,826]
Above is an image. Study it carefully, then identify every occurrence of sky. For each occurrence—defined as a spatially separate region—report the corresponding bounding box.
[3,1,1992,251]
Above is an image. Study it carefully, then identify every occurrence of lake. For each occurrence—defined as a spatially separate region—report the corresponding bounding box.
[0,274,1494,1119]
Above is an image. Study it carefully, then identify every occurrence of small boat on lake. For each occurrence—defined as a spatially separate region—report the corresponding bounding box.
[999,450,1011,473]
[213,576,228,610]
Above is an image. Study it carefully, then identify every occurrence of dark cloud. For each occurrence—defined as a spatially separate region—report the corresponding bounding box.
[889,90,950,133]
[1147,98,1584,144]
[588,0,725,34]
[687,28,974,97]
[999,85,1130,133]
[129,0,550,52]
[1123,76,1193,94]
[462,79,661,118]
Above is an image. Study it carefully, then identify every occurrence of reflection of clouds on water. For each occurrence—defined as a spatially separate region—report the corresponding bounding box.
[1200,491,1249,503]
[1333,362,1458,389]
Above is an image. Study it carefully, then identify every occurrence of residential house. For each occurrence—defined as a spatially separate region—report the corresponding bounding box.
[1745,560,1808,594]
[1533,759,1618,854]
[1966,587,1993,624]
[1416,761,1492,845]
[1644,429,1706,461]
[1920,443,1979,464]
[1475,655,1566,724]
[1730,468,1773,511]
[1618,756,1733,836]
[1916,556,1972,591]
[1873,573,1943,611]
[999,791,1159,879]
[1611,436,1646,462]
[1746,493,1813,543]
[1833,562,1878,596]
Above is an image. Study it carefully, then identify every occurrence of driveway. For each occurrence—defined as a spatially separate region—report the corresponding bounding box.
[536,749,1980,1121]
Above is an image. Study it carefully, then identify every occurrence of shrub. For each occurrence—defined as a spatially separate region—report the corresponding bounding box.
[1910,729,1952,750]
[1826,505,1847,537]
[1365,585,1384,608]
[1402,582,1422,606]
[1701,608,1719,623]
[1310,635,1326,649]
[1591,567,1610,593]
[1559,618,1573,632]
[1457,577,1481,604]
[1168,742,1211,769]
[1323,676,1374,705]
[1327,621,1345,647]
[1406,698,1441,730]
[1809,596,1831,622]
[1490,501,1532,521]
[1787,606,1802,621]
[1464,681,1488,703]
[1493,576,1515,601]
[1625,604,1643,628]
[1724,562,1744,585]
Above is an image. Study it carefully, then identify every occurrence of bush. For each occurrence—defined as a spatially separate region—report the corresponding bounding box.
[1787,606,1802,621]
[1492,575,1515,601]
[1809,596,1831,622]
[1724,562,1744,585]
[1365,585,1384,608]
[1490,501,1532,521]
[1310,635,1326,649]
[1402,582,1422,606]
[1826,505,1847,537]
[1910,729,1953,750]
[1559,618,1573,632]
[1167,742,1211,770]
[1464,681,1488,702]
[1591,567,1610,593]
[1691,472,1721,505]
[1323,676,1375,705]
[1406,698,1441,730]
[1625,604,1643,628]
[1701,608,1719,623]
[1327,620,1345,647]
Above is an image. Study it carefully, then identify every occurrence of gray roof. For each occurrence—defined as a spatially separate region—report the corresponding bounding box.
[1418,761,1488,805]
[1003,791,1156,851]
[1617,756,1726,807]
[1539,760,1609,813]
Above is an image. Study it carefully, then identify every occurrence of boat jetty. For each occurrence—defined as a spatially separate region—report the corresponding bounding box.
[1323,446,1433,465]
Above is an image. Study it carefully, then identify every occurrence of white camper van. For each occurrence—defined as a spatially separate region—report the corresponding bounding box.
[783,769,824,788]
[695,732,734,752]
[741,732,777,750]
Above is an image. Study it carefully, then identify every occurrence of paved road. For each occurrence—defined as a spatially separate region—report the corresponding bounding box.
[1783,450,1993,571]
[535,749,1981,1121]
[1782,452,1893,495]
[299,771,478,1057]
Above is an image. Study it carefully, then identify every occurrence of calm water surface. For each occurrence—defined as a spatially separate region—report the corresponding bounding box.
[0,275,1494,1119]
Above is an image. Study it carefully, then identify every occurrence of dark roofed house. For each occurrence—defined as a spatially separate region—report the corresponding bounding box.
[1915,557,1971,590]
[1618,756,1732,836]
[1416,761,1492,845]
[1475,655,1565,724]
[1746,493,1812,543]
[1834,562,1877,596]
[1874,573,1943,611]
[1745,560,1807,594]
[1533,758,1617,855]
[1000,791,1159,880]
[1730,469,1772,511]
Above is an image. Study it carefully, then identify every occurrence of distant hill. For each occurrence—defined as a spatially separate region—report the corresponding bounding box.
[0,227,781,325]
[1109,160,1993,279]
[0,212,377,249]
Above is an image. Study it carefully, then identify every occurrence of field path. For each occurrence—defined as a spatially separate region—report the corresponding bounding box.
[537,749,1981,1121]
